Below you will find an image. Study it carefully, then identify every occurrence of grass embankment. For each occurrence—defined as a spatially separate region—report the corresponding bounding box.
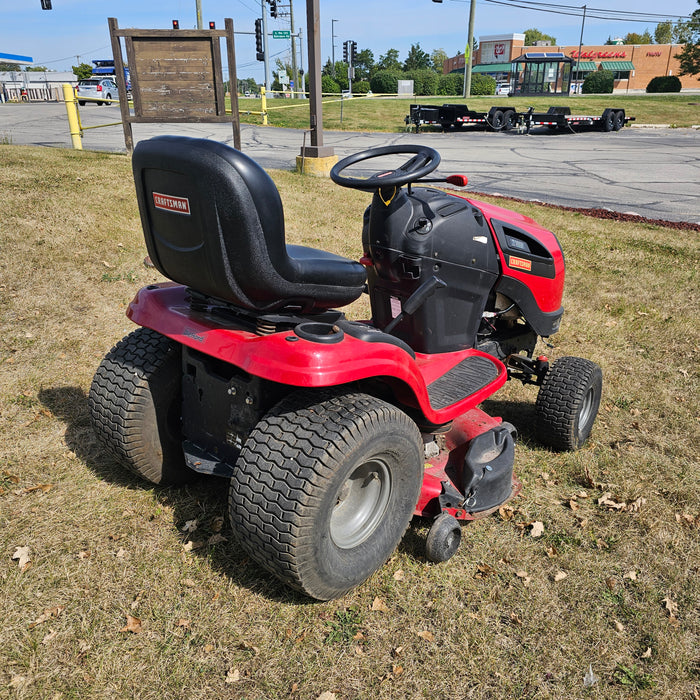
[1,146,699,699]
[237,93,700,131]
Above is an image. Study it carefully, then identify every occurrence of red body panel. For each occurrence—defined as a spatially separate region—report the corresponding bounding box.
[127,284,507,425]
[460,196,566,314]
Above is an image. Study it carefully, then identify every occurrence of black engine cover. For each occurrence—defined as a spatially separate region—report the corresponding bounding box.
[363,188,500,354]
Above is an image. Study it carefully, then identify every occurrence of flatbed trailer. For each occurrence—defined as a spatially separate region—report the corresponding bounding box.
[406,103,635,134]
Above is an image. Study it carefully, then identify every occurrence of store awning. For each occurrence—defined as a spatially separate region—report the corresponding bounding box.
[600,61,635,71]
[472,63,512,73]
[571,60,597,72]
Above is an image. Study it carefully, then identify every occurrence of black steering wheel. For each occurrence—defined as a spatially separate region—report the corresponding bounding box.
[330,145,440,190]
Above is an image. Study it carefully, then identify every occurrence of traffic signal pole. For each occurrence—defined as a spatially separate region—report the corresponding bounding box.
[261,0,271,90]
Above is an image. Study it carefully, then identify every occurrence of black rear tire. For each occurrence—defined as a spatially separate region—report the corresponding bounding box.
[535,356,602,451]
[88,327,192,485]
[613,110,624,131]
[228,390,423,600]
[504,110,517,131]
[602,111,615,132]
[491,109,505,130]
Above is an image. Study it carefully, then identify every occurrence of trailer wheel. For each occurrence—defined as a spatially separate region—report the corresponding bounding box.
[535,356,602,451]
[88,327,192,485]
[490,109,505,130]
[602,111,615,132]
[503,110,518,131]
[613,111,624,131]
[78,100,86,106]
[228,390,423,600]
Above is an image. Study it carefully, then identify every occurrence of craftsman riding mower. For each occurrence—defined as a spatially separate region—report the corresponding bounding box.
[88,136,602,601]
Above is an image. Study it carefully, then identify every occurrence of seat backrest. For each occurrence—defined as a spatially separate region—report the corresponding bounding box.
[132,136,296,310]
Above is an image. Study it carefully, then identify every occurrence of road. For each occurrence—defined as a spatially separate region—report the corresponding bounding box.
[1,102,698,224]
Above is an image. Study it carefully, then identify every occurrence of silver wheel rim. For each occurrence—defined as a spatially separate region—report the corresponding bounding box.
[578,385,595,433]
[330,459,392,549]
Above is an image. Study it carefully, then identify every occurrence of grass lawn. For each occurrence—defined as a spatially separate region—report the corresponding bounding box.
[236,93,700,131]
[1,145,698,699]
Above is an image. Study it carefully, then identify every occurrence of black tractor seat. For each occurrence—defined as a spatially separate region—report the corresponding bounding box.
[132,136,366,314]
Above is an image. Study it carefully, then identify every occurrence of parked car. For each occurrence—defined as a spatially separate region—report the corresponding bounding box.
[76,78,118,106]
[495,82,511,95]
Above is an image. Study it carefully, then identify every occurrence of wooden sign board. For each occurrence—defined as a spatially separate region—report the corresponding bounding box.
[108,18,240,152]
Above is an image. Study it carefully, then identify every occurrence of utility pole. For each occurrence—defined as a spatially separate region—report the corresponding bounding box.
[575,5,587,94]
[195,0,203,29]
[464,0,476,98]
[331,19,338,77]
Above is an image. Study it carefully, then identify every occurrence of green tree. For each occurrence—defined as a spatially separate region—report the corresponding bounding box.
[582,69,614,93]
[524,28,557,45]
[654,21,673,44]
[376,48,401,72]
[403,43,431,71]
[674,18,694,43]
[0,62,21,71]
[675,1,700,78]
[26,66,49,72]
[623,30,652,44]
[353,48,375,81]
[321,74,341,94]
[369,70,399,93]
[72,62,93,80]
[430,48,448,74]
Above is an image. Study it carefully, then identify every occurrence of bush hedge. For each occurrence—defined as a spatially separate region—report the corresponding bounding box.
[646,75,682,93]
[582,69,614,94]
[470,74,496,96]
[370,70,400,94]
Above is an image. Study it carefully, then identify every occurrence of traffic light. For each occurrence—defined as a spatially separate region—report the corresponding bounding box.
[269,0,278,19]
[255,18,264,61]
[172,19,180,29]
[343,41,348,63]
[351,41,357,62]
[209,21,215,29]
[40,0,52,9]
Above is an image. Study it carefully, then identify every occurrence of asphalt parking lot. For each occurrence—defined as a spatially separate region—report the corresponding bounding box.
[1,102,698,224]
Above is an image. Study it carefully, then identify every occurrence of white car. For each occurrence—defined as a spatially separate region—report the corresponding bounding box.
[76,78,118,106]
[495,83,511,95]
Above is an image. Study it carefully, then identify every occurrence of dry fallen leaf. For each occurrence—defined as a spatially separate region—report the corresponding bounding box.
[177,619,190,629]
[119,614,142,634]
[641,647,652,659]
[662,596,679,622]
[12,545,32,572]
[529,521,544,538]
[316,693,338,700]
[475,562,498,578]
[225,668,240,684]
[623,571,638,581]
[553,571,568,582]
[182,540,205,552]
[41,628,58,645]
[498,505,515,520]
[210,516,225,532]
[545,546,558,558]
[180,518,198,534]
[207,533,227,546]
[393,569,405,581]
[417,630,435,642]
[614,620,625,632]
[371,597,389,613]
[516,570,532,587]
[29,606,65,629]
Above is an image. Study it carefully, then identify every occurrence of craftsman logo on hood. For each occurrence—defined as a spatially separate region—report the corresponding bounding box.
[153,192,191,215]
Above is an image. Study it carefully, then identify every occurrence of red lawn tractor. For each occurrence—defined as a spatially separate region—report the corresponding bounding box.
[89,137,602,600]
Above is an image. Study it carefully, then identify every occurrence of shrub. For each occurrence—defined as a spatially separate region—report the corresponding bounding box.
[646,75,682,93]
[437,73,464,96]
[370,70,400,94]
[582,69,614,94]
[470,74,496,96]
[405,69,439,96]
[321,74,340,94]
[352,80,370,94]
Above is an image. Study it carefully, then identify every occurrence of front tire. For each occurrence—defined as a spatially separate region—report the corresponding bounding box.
[228,390,423,600]
[535,356,602,451]
[88,327,192,485]
[491,109,505,130]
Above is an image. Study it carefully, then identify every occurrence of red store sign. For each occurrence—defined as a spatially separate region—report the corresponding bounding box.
[571,50,627,59]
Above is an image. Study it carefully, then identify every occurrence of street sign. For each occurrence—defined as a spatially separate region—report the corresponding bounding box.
[272,30,291,39]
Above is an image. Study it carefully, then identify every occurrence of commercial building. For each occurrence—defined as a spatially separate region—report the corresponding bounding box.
[444,33,695,92]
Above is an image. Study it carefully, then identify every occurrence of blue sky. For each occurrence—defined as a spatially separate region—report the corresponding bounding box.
[0,0,694,82]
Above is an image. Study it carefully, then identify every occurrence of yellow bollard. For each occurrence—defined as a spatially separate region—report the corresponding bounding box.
[62,83,82,150]
[261,87,268,126]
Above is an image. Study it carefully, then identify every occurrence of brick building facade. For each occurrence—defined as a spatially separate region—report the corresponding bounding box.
[444,33,695,91]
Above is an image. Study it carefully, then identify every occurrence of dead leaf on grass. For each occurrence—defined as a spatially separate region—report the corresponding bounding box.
[41,628,58,645]
[623,571,638,581]
[393,569,405,581]
[183,540,205,552]
[210,516,225,532]
[12,545,32,572]
[545,546,558,558]
[553,571,568,582]
[568,499,580,511]
[180,518,198,534]
[119,614,142,634]
[177,619,190,629]
[238,640,260,655]
[515,570,532,587]
[475,562,498,578]
[225,668,240,684]
[29,605,65,628]
[614,620,625,632]
[529,521,544,538]
[207,533,227,546]
[317,693,337,700]
[371,597,389,613]
[662,596,679,623]
[2,469,20,484]
[19,483,55,495]
[181,578,197,588]
[417,630,435,642]
[498,505,515,520]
